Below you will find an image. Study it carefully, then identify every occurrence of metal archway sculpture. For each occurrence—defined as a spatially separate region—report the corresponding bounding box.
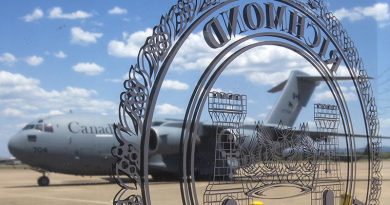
[111,0,382,204]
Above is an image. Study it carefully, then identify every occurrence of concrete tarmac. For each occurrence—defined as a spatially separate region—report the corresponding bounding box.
[1,161,390,205]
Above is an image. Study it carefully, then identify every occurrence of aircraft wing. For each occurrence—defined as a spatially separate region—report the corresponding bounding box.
[301,130,387,141]
[0,158,20,165]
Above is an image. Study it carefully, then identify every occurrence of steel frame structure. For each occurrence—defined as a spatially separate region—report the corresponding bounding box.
[112,0,382,204]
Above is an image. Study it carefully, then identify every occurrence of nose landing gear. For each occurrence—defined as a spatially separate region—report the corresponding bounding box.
[37,174,50,186]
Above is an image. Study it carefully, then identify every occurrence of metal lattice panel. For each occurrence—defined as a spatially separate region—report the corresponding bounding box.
[311,104,342,205]
[204,91,249,205]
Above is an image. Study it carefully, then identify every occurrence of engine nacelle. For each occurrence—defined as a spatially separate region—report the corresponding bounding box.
[149,125,182,156]
[217,128,240,158]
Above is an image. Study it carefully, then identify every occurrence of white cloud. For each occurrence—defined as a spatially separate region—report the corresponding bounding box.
[209,88,236,94]
[245,116,257,124]
[119,29,351,90]
[247,71,291,86]
[156,103,183,115]
[48,7,92,20]
[54,51,67,59]
[23,8,44,22]
[123,16,142,22]
[119,29,344,88]
[0,70,39,87]
[168,32,313,86]
[210,88,225,93]
[380,118,390,130]
[105,73,129,84]
[171,32,221,71]
[104,78,123,83]
[162,80,189,91]
[47,110,64,116]
[314,90,334,102]
[71,27,103,45]
[314,86,357,102]
[334,8,360,21]
[20,105,38,111]
[108,6,127,15]
[2,108,23,117]
[0,53,17,66]
[0,71,116,118]
[25,55,44,66]
[92,21,104,27]
[73,62,105,76]
[170,32,357,87]
[221,47,317,86]
[107,28,152,58]
[379,117,390,136]
[334,3,390,28]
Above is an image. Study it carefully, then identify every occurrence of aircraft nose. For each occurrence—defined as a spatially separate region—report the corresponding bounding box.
[8,135,21,158]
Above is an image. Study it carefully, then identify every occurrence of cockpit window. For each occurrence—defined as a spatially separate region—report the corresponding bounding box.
[22,124,35,130]
[35,124,43,131]
[44,124,54,132]
[22,121,53,132]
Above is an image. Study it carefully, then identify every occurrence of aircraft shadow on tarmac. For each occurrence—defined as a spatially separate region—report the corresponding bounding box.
[5,176,193,188]
[8,177,387,189]
[6,180,112,188]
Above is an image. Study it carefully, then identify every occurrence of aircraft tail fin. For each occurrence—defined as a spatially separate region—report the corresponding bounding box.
[265,71,369,127]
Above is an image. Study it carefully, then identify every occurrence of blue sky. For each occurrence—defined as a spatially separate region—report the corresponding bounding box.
[0,0,390,157]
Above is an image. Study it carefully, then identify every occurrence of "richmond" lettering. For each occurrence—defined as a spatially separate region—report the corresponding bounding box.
[203,2,342,73]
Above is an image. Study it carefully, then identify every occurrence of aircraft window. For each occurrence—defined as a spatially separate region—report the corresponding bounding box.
[27,135,37,142]
[35,124,43,131]
[44,124,54,132]
[22,124,35,130]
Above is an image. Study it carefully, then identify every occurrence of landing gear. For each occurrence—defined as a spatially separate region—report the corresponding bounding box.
[37,175,50,186]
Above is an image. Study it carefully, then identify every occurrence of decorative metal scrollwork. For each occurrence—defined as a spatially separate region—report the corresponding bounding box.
[241,122,317,192]
[113,0,382,204]
[112,1,225,204]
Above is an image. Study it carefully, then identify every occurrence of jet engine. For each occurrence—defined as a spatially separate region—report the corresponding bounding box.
[149,124,182,156]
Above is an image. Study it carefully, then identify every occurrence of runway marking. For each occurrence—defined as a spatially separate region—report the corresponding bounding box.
[0,193,109,204]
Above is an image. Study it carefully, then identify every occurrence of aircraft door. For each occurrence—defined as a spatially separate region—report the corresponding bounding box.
[66,136,73,157]
[65,136,82,161]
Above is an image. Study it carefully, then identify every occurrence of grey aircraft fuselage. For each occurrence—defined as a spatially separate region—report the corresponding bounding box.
[8,70,359,183]
[8,114,119,175]
[7,114,214,177]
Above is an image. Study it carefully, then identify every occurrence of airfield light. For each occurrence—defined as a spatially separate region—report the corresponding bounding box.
[251,201,264,205]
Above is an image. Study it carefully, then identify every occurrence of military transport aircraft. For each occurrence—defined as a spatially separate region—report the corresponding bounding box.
[7,70,362,186]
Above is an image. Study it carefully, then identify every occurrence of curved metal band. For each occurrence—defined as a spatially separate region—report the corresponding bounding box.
[114,0,381,204]
[140,1,237,204]
[180,32,355,205]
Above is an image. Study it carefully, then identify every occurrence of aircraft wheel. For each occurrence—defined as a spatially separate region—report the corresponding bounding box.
[38,175,50,186]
